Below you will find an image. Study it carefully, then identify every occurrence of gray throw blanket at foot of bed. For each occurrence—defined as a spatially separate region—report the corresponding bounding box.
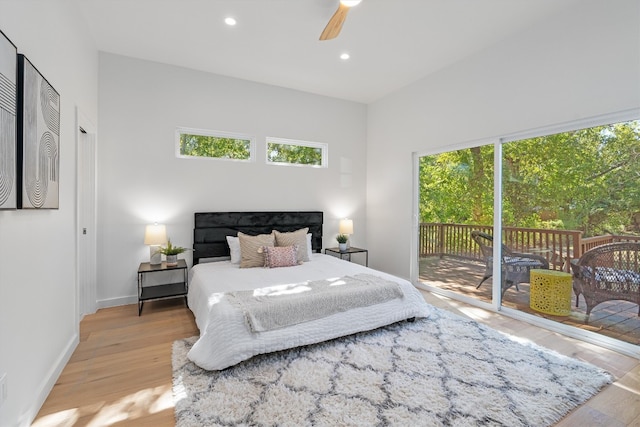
[227,274,404,332]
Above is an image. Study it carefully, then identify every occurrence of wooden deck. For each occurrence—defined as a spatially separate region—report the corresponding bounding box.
[419,256,640,346]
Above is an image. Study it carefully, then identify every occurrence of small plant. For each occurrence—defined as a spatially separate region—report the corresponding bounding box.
[336,234,348,244]
[157,239,187,255]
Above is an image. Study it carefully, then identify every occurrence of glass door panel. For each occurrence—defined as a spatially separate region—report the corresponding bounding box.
[417,144,495,303]
[500,120,640,346]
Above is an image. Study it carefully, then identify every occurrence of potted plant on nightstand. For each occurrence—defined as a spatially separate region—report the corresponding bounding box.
[157,239,187,266]
[337,234,348,252]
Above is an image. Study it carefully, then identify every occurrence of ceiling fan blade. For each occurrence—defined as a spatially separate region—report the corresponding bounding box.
[319,3,350,41]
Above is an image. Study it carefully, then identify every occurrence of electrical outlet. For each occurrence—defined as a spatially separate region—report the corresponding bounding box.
[0,373,6,407]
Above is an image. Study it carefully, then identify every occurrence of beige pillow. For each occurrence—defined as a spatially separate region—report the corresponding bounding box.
[238,232,275,268]
[274,228,309,262]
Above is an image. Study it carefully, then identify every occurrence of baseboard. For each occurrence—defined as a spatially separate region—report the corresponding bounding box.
[97,295,137,309]
[25,333,79,426]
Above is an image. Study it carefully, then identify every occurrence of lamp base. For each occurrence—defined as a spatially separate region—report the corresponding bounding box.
[150,245,162,265]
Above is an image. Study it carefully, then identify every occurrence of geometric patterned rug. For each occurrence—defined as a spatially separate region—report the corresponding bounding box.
[172,305,613,427]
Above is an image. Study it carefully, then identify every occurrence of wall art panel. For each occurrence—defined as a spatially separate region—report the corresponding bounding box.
[0,30,17,209]
[17,54,60,209]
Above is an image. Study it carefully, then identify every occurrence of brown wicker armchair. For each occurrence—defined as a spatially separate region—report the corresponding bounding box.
[471,231,549,296]
[570,242,640,316]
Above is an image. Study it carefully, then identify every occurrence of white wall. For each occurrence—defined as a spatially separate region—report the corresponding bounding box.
[366,0,640,278]
[0,1,98,426]
[97,53,367,306]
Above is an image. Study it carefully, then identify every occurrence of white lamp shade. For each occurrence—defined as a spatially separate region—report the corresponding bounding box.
[144,224,167,245]
[339,219,354,235]
[340,0,362,7]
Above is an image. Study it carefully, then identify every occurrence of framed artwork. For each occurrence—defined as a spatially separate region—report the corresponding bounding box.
[0,30,17,209]
[17,54,60,209]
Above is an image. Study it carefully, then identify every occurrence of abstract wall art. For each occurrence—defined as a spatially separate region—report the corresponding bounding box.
[0,30,17,209]
[17,54,60,209]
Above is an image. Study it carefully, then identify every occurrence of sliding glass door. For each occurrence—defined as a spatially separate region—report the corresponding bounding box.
[415,117,640,350]
[416,142,495,305]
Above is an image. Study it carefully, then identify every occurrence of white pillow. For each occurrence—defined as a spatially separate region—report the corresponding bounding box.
[307,233,313,260]
[226,236,241,264]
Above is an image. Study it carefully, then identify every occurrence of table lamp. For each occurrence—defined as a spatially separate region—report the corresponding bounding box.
[144,224,167,265]
[339,219,353,247]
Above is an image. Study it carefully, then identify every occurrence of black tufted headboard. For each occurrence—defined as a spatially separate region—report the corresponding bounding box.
[193,211,323,265]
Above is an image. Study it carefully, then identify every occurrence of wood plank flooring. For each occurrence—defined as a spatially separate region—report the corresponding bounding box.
[33,299,198,427]
[33,293,640,426]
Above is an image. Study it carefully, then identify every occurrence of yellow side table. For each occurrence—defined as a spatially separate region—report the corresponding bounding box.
[529,269,573,316]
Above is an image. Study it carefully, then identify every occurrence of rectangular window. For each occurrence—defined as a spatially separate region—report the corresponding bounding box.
[177,127,255,162]
[266,137,328,168]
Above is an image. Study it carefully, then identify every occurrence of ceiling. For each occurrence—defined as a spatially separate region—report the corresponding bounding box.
[74,0,578,104]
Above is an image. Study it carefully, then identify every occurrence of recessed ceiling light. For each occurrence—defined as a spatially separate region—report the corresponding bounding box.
[340,53,350,60]
[225,17,237,26]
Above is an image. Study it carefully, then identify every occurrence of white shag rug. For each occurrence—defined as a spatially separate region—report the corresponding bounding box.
[172,306,612,427]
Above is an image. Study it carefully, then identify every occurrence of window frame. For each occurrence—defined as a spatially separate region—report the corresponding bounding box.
[265,137,328,168]
[176,127,256,163]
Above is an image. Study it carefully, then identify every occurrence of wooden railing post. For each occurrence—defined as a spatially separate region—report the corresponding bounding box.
[573,231,583,267]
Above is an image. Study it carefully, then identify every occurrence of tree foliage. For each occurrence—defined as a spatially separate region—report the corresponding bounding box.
[267,143,322,166]
[420,121,640,237]
[180,134,251,160]
[179,133,324,167]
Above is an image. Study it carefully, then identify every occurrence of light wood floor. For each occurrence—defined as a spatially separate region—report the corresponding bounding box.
[33,294,640,426]
[33,299,199,427]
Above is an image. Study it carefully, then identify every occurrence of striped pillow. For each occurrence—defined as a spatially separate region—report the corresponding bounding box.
[238,232,275,268]
[274,227,309,262]
[263,245,300,268]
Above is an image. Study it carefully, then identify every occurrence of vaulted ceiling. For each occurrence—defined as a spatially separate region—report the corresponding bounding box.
[75,0,578,103]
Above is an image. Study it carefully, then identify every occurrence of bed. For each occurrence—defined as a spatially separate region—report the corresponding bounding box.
[187,211,431,370]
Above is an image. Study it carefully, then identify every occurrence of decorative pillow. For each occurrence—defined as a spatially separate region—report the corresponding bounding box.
[274,227,309,262]
[226,236,241,264]
[263,245,300,268]
[238,232,275,268]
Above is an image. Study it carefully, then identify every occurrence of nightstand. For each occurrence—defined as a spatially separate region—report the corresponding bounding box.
[324,247,368,266]
[137,259,188,315]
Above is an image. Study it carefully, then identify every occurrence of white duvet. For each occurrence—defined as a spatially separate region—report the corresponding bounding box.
[187,253,431,370]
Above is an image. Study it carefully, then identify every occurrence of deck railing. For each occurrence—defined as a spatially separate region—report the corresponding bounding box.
[419,223,583,271]
[419,223,640,271]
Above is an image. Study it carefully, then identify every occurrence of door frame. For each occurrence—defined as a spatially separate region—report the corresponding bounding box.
[75,107,97,324]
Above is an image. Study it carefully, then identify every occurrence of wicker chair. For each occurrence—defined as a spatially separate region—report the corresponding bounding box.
[471,231,549,296]
[570,242,640,316]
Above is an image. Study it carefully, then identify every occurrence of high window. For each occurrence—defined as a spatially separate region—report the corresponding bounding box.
[266,137,327,168]
[177,128,255,162]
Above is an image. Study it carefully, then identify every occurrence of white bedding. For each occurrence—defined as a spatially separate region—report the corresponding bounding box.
[187,253,431,370]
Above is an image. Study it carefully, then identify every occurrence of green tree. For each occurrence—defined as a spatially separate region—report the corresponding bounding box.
[267,143,322,166]
[419,120,640,237]
[180,134,251,160]
[419,146,493,224]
